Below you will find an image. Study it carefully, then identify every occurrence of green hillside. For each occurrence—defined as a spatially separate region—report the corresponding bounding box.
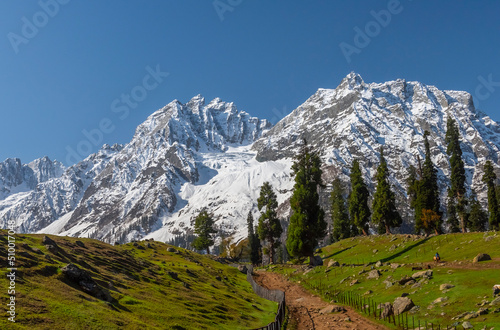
[0,232,277,329]
[271,232,500,329]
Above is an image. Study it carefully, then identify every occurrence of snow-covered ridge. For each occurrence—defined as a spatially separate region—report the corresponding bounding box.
[1,96,272,244]
[253,72,500,232]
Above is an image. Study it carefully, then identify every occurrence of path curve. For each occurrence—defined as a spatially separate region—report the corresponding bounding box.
[254,270,388,330]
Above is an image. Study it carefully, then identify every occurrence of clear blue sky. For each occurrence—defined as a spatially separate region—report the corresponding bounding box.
[1,1,499,166]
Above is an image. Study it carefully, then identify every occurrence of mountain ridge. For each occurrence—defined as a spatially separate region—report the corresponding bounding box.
[2,73,500,245]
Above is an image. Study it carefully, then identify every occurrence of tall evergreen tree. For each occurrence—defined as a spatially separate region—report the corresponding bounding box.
[247,211,261,265]
[348,160,371,235]
[407,165,423,232]
[468,191,488,232]
[446,194,460,233]
[372,147,402,234]
[420,131,442,233]
[257,182,282,264]
[286,140,327,265]
[482,160,500,230]
[192,209,217,254]
[331,178,352,241]
[445,116,467,232]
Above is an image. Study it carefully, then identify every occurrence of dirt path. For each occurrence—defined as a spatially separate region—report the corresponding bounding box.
[254,270,388,330]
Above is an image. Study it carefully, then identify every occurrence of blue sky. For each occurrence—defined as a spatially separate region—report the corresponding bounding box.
[1,1,499,166]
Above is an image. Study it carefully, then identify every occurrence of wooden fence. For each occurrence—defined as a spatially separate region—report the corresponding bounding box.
[307,280,472,330]
[247,266,286,330]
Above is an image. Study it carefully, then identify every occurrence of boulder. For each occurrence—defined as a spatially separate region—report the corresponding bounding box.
[462,321,473,329]
[237,265,248,274]
[61,263,111,301]
[393,297,415,315]
[75,240,85,248]
[432,297,448,305]
[380,302,394,319]
[312,255,323,266]
[319,305,346,314]
[383,280,393,289]
[328,260,340,268]
[490,297,500,306]
[411,270,433,279]
[398,276,414,285]
[390,263,400,269]
[167,247,177,253]
[473,253,492,263]
[350,279,359,286]
[375,261,383,267]
[367,269,381,279]
[42,236,57,247]
[440,284,455,291]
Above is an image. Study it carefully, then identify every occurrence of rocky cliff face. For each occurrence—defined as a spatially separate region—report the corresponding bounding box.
[2,74,500,243]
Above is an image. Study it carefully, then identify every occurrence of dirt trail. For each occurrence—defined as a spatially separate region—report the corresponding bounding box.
[254,270,388,330]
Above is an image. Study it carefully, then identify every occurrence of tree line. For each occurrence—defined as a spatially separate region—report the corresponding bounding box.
[190,116,500,265]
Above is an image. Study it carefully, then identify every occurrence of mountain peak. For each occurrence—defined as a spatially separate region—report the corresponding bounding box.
[187,94,205,107]
[341,72,365,89]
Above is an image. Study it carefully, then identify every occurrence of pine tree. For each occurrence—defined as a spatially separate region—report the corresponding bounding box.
[445,116,467,232]
[482,160,500,230]
[257,182,282,264]
[331,178,351,241]
[372,147,402,234]
[192,209,217,254]
[446,194,460,233]
[286,140,327,265]
[407,165,423,232]
[419,131,442,233]
[247,211,261,265]
[348,160,371,235]
[468,191,488,232]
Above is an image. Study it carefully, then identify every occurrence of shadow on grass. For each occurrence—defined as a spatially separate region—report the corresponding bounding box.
[380,237,431,263]
[322,246,355,260]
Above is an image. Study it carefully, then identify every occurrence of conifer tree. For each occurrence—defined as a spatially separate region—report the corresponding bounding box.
[192,209,217,254]
[247,211,261,265]
[257,182,282,264]
[482,160,500,230]
[286,140,326,265]
[407,165,423,232]
[372,147,402,234]
[446,195,460,233]
[445,116,467,232]
[420,131,442,232]
[348,160,371,235]
[331,178,352,241]
[468,191,488,232]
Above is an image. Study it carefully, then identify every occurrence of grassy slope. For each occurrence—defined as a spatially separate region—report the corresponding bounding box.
[0,232,277,329]
[272,232,500,329]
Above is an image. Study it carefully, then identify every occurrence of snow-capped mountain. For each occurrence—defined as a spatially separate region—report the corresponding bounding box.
[0,156,64,200]
[0,96,271,243]
[253,72,500,231]
[1,73,500,244]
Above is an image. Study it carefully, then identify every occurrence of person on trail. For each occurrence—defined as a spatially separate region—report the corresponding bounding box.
[433,252,440,263]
